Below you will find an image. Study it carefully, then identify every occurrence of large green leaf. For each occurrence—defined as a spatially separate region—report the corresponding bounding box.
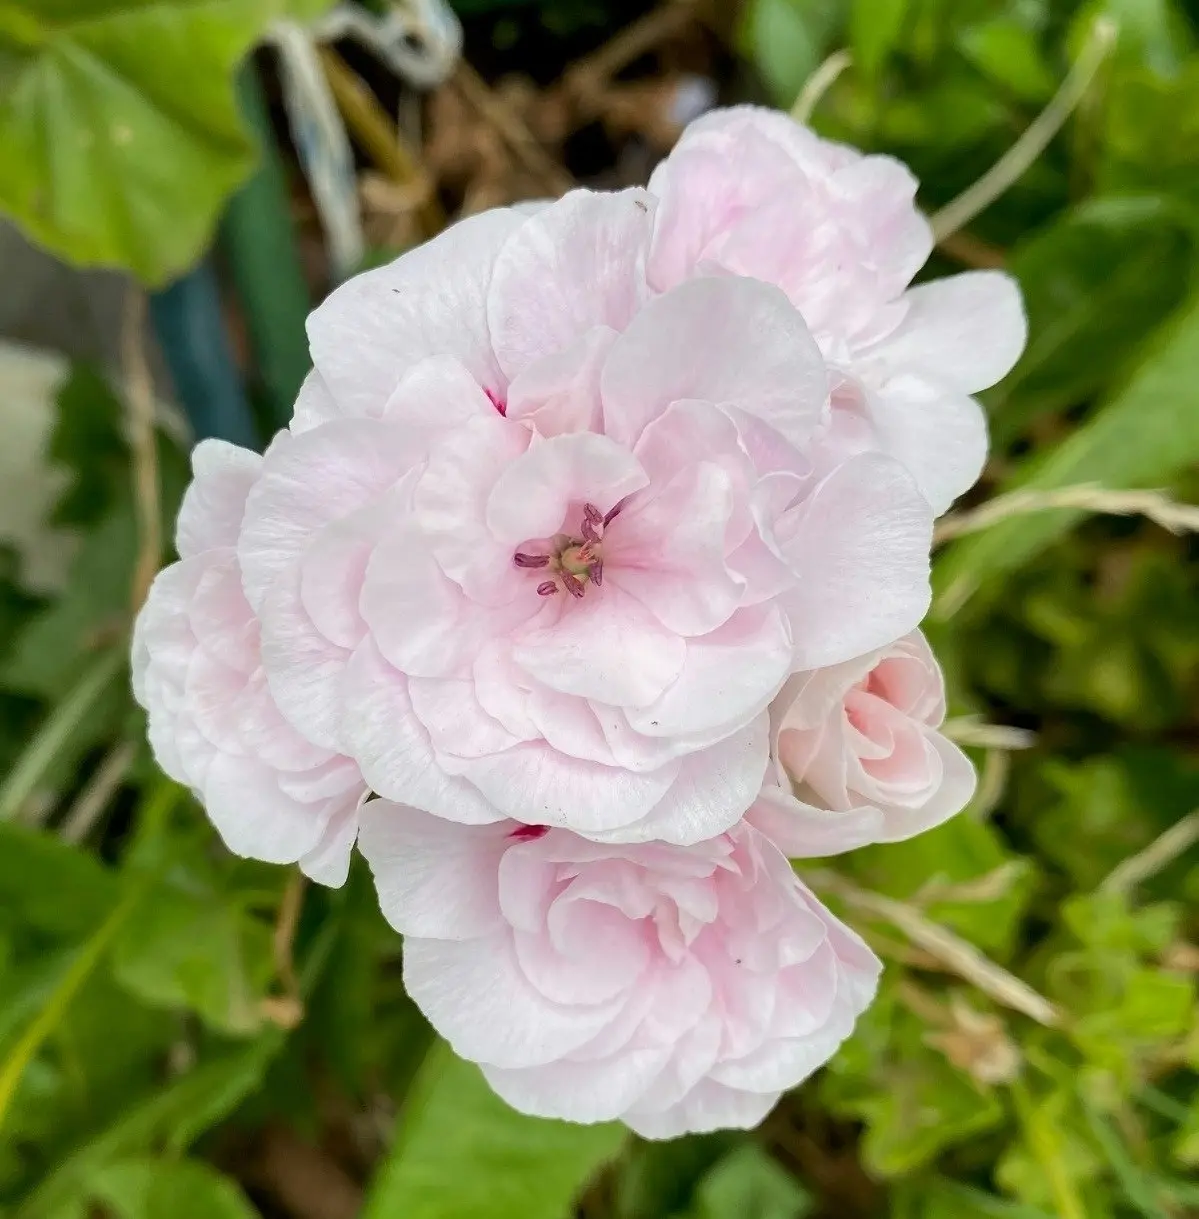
[987,197,1195,444]
[739,0,843,109]
[17,1037,278,1219]
[363,1042,626,1219]
[85,1157,258,1219]
[849,0,908,81]
[0,822,118,938]
[690,1143,812,1219]
[0,0,274,285]
[935,289,1199,615]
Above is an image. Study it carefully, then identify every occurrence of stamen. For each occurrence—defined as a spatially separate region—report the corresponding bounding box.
[584,503,603,526]
[591,559,604,588]
[485,387,507,416]
[603,501,624,527]
[562,572,587,599]
[581,517,600,543]
[536,580,559,597]
[514,551,550,568]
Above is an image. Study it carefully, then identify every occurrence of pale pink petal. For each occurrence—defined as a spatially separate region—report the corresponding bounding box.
[380,354,497,436]
[175,440,261,559]
[861,271,1026,394]
[745,785,885,859]
[780,454,932,669]
[403,935,625,1069]
[484,1047,674,1123]
[605,464,743,636]
[299,795,362,887]
[874,730,977,842]
[626,1081,780,1140]
[862,372,988,514]
[239,419,415,612]
[504,326,616,437]
[486,433,648,547]
[488,188,653,379]
[307,208,524,416]
[341,640,505,825]
[449,741,678,835]
[414,415,532,603]
[290,368,340,433]
[511,584,686,708]
[624,606,792,740]
[359,801,509,938]
[591,717,769,847]
[601,277,827,450]
[202,752,330,864]
[360,523,534,680]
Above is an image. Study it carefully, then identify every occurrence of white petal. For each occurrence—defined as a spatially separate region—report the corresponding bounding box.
[403,934,625,1069]
[861,270,1026,394]
[308,208,524,416]
[601,277,827,450]
[488,188,653,379]
[342,640,505,825]
[358,801,509,938]
[176,440,261,559]
[780,453,933,669]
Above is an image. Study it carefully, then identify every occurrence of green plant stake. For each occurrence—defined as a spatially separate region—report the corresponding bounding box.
[220,63,314,435]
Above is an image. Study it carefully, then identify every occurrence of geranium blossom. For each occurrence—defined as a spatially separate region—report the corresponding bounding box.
[233,190,934,846]
[132,440,366,885]
[748,631,975,857]
[359,800,880,1138]
[647,106,1027,512]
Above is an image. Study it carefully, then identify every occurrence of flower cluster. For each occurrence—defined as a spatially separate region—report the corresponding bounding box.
[133,107,1024,1138]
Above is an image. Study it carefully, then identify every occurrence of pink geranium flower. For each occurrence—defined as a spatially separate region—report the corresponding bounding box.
[748,631,976,856]
[232,190,933,845]
[648,106,1027,513]
[132,440,366,884]
[359,801,880,1138]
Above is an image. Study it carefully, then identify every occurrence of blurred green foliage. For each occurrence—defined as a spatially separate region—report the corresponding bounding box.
[2,0,1199,1217]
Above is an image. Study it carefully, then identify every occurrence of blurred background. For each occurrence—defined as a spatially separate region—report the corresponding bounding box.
[1,1,1198,1217]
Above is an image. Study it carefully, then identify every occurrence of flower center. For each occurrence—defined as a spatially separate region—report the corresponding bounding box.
[512,501,620,599]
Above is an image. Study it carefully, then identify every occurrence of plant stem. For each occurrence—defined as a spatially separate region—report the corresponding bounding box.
[930,17,1117,240]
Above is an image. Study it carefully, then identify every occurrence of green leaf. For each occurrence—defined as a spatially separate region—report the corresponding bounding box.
[957,17,1056,104]
[112,880,274,1035]
[987,197,1194,444]
[739,0,843,109]
[691,1143,811,1219]
[614,1134,735,1219]
[362,1042,626,1219]
[85,1158,258,1219]
[892,1177,1057,1219]
[935,288,1199,616]
[0,821,118,938]
[0,0,274,285]
[18,1038,279,1219]
[850,0,908,81]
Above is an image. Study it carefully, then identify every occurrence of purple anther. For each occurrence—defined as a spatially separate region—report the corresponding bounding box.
[584,503,603,526]
[485,387,507,416]
[581,517,600,544]
[536,580,559,596]
[562,572,587,599]
[591,559,604,588]
[514,551,550,568]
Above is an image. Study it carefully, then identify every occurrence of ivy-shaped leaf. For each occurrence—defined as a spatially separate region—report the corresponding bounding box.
[0,0,275,284]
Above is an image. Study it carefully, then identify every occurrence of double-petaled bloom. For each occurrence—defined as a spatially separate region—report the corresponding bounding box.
[132,106,1025,1138]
